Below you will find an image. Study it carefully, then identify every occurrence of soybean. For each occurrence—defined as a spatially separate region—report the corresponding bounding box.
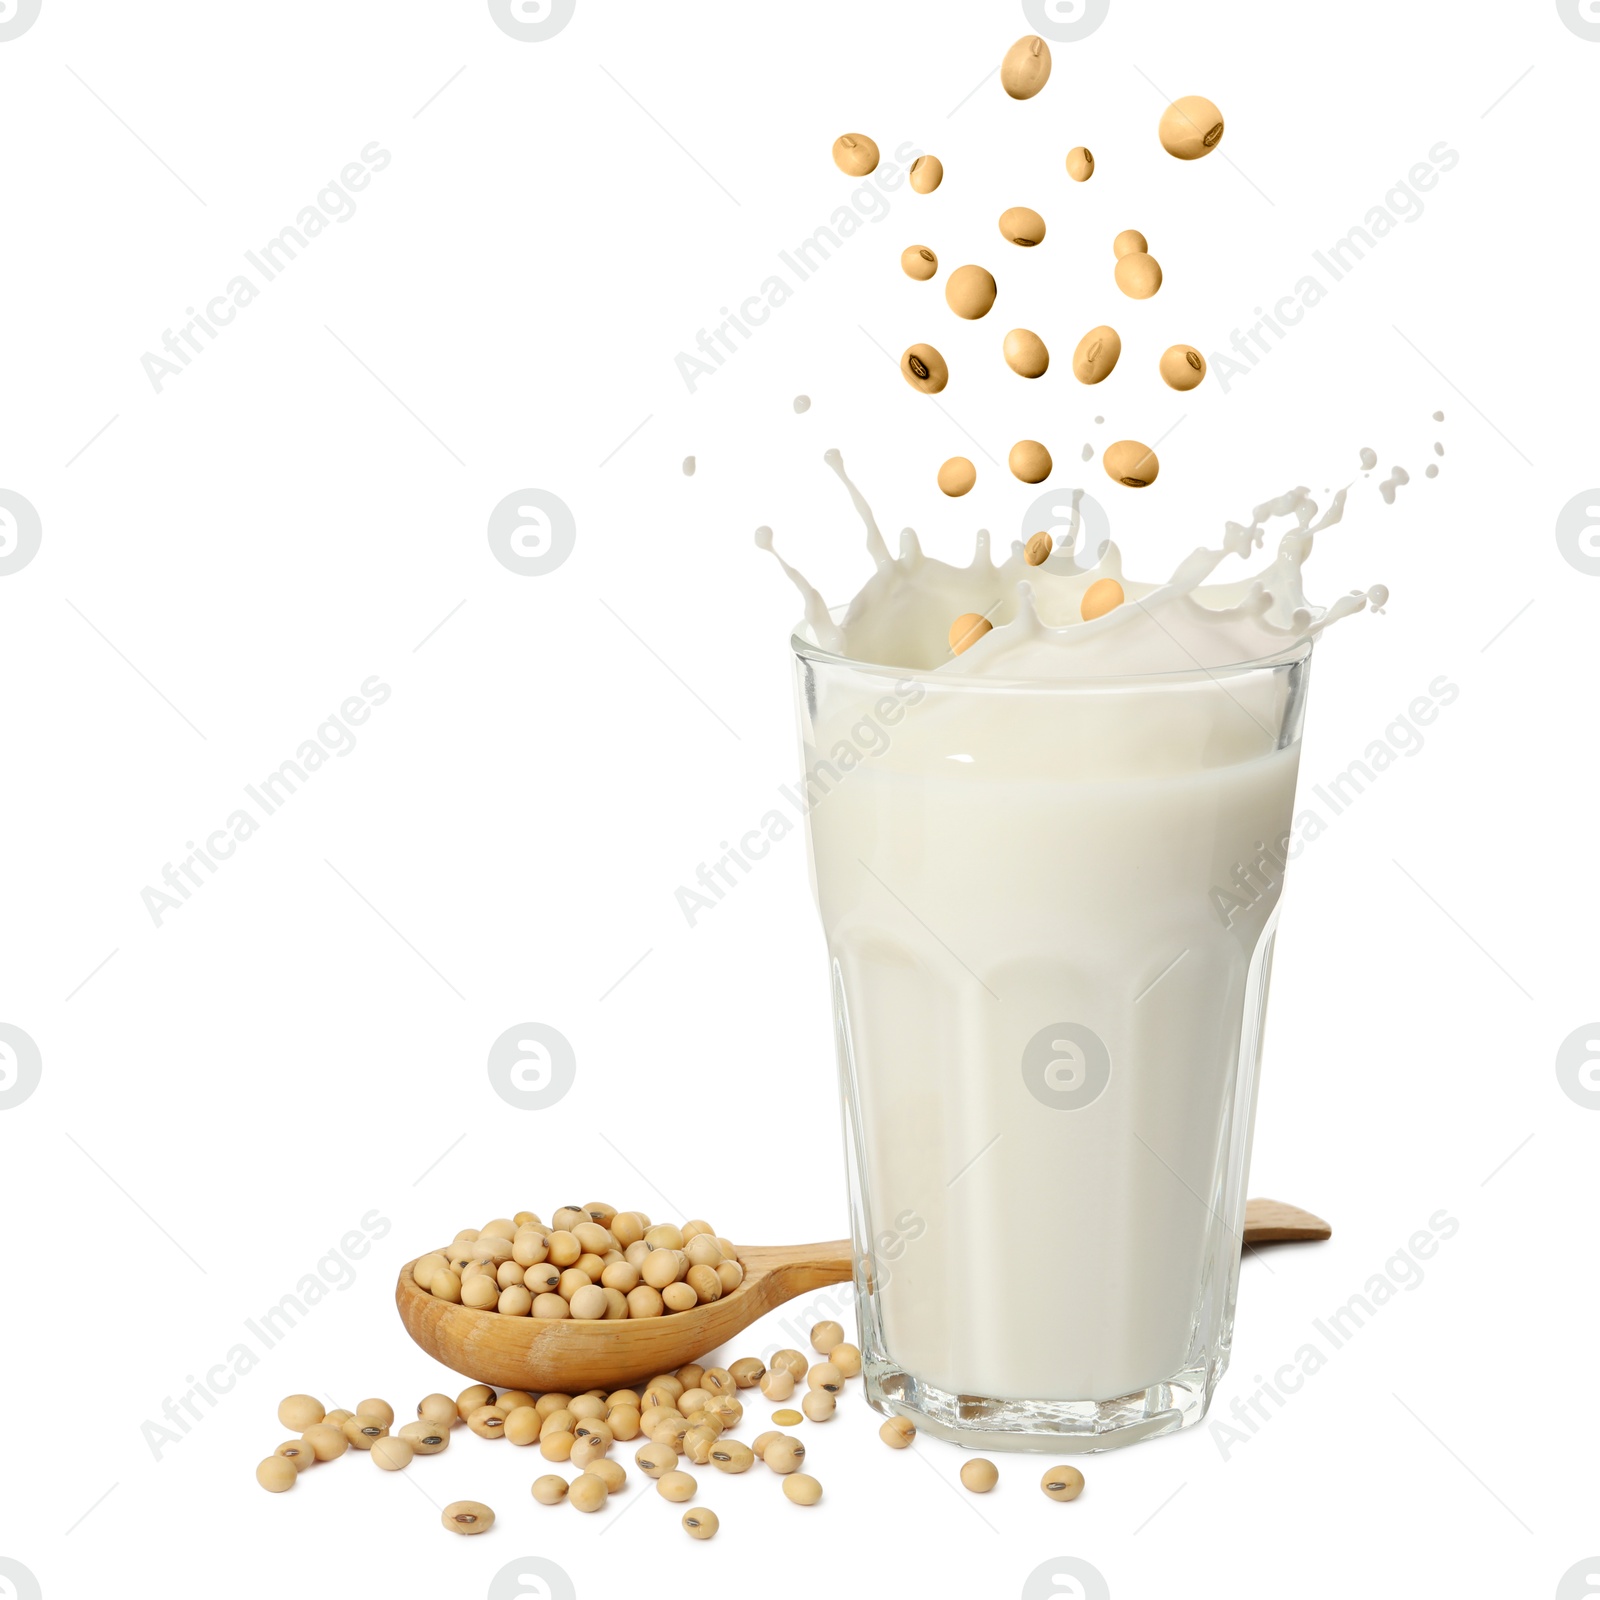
[256,1456,297,1493]
[831,1343,863,1377]
[418,1394,457,1427]
[730,1357,767,1389]
[1003,328,1049,378]
[938,457,977,497]
[909,155,943,193]
[441,1501,495,1535]
[468,1405,509,1440]
[657,1470,698,1503]
[945,265,997,320]
[1160,345,1207,391]
[531,1475,569,1506]
[961,1458,999,1493]
[1113,229,1147,259]
[801,1390,836,1423]
[1066,146,1094,182]
[1082,578,1126,620]
[772,1409,803,1427]
[1009,439,1052,483]
[999,206,1046,247]
[682,1507,720,1540]
[371,1435,414,1472]
[400,1420,451,1455]
[1159,95,1224,160]
[1025,532,1054,567]
[301,1423,348,1462]
[636,1442,678,1478]
[274,1440,315,1473]
[832,133,880,177]
[1041,1464,1086,1501]
[569,1473,608,1513]
[900,343,949,395]
[1072,326,1121,385]
[763,1436,806,1475]
[1114,252,1162,299]
[772,1350,809,1380]
[277,1395,324,1432]
[949,613,993,656]
[901,245,938,282]
[879,1416,916,1449]
[711,1439,755,1474]
[783,1473,823,1506]
[590,1458,627,1493]
[343,1416,389,1450]
[1000,35,1051,99]
[1102,441,1158,488]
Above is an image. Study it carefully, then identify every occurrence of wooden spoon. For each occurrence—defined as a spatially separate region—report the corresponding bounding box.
[395,1198,1329,1392]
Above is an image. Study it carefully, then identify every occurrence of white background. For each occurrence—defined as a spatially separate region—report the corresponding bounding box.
[1,2,1596,1597]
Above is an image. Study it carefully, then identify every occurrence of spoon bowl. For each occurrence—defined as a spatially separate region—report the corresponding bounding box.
[394,1199,1329,1392]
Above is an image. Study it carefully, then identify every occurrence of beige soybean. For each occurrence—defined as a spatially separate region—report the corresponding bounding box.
[1114,252,1162,299]
[570,1437,610,1470]
[1159,94,1224,160]
[274,1440,315,1473]
[1072,325,1121,384]
[710,1439,755,1474]
[635,1441,677,1479]
[832,133,879,177]
[706,1396,743,1430]
[1113,229,1147,259]
[505,1414,544,1452]
[1001,34,1051,99]
[547,1230,581,1267]
[462,1274,499,1310]
[496,1259,526,1290]
[662,1282,697,1312]
[569,1284,609,1320]
[418,1393,457,1427]
[357,1399,395,1427]
[1102,441,1159,488]
[533,1292,570,1319]
[324,1410,354,1428]
[879,1416,916,1449]
[574,1417,615,1447]
[277,1394,324,1432]
[763,1436,806,1474]
[430,1268,462,1302]
[1041,1464,1086,1501]
[801,1390,836,1423]
[399,1420,451,1455]
[525,1263,561,1294]
[256,1455,297,1493]
[831,1343,863,1377]
[949,613,993,655]
[961,1458,999,1493]
[343,1416,389,1450]
[468,1405,509,1440]
[1160,344,1207,391]
[441,1501,494,1535]
[557,1267,593,1300]
[772,1409,803,1427]
[371,1435,414,1472]
[752,1430,783,1458]
[937,456,976,497]
[701,1367,735,1396]
[901,245,938,282]
[541,1409,577,1438]
[301,1423,348,1462]
[589,1458,627,1494]
[783,1473,823,1506]
[541,1431,577,1462]
[535,1393,574,1418]
[945,264,997,320]
[627,1285,665,1318]
[512,1231,550,1267]
[909,154,943,193]
[1066,145,1094,182]
[498,1391,536,1413]
[641,1248,681,1289]
[568,1472,608,1513]
[1003,328,1049,378]
[531,1474,569,1506]
[900,343,949,395]
[657,1470,698,1503]
[498,1284,532,1317]
[678,1388,712,1416]
[686,1264,723,1303]
[807,1362,844,1394]
[1009,439,1052,483]
[1025,532,1054,567]
[569,1395,606,1420]
[683,1424,719,1465]
[682,1507,719,1540]
[998,206,1046,247]
[413,1252,446,1289]
[600,1260,640,1293]
[1087,580,1133,624]
[608,1406,642,1440]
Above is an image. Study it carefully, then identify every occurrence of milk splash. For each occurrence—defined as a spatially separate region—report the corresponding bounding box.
[760,450,1387,680]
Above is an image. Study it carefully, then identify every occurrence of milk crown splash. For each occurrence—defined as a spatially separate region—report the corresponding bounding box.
[760,450,1386,679]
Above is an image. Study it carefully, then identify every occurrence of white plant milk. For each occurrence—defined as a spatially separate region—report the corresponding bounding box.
[768,453,1382,1435]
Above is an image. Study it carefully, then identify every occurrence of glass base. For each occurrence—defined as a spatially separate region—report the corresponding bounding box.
[863,1353,1222,1454]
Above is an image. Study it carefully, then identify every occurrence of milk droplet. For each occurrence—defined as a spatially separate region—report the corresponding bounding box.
[1094,415,1104,425]
[793,395,811,414]
[1366,584,1389,612]
[1379,466,1409,505]
[1080,443,1093,461]
[1359,447,1377,471]
[1432,410,1444,421]
[1425,464,1438,478]
[1433,442,1444,456]
[683,456,696,476]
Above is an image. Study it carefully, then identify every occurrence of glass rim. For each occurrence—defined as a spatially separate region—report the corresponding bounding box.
[790,623,1314,691]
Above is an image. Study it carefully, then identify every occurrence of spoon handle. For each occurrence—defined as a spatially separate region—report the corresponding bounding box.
[739,1199,1329,1303]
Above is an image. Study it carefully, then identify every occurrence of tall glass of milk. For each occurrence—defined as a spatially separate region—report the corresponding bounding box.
[794,629,1312,1452]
